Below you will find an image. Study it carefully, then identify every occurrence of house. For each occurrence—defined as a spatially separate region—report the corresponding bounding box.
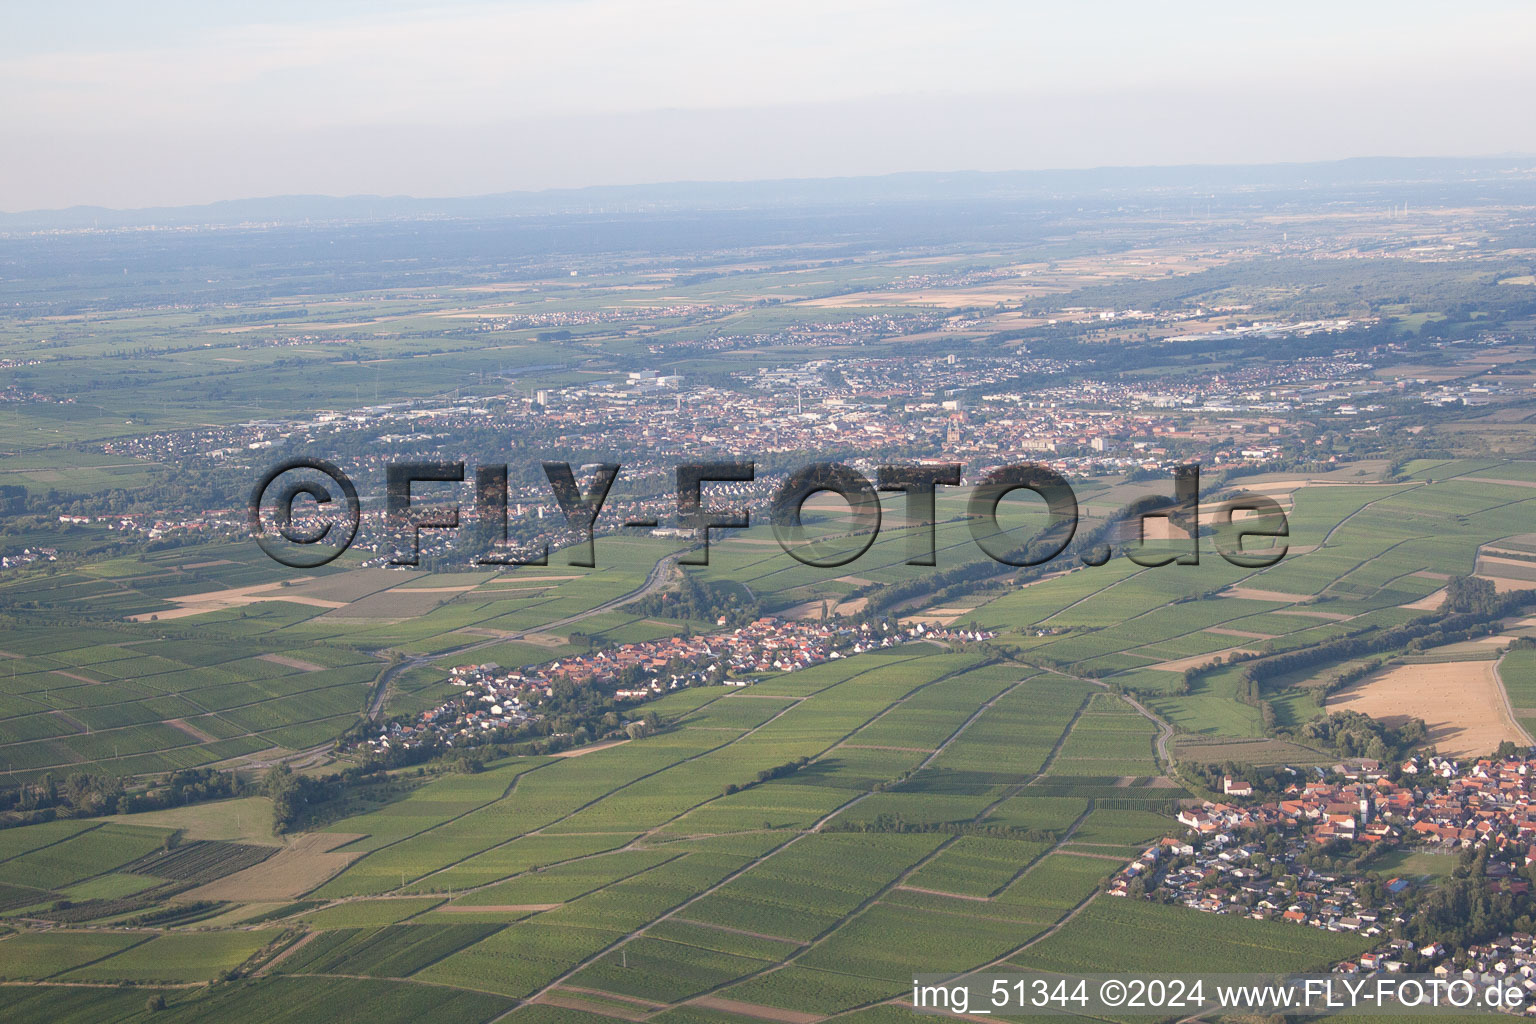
[1223,776,1254,797]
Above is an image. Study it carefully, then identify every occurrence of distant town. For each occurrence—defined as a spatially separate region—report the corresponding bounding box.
[64,331,1523,562]
[1121,753,1536,988]
[362,616,996,756]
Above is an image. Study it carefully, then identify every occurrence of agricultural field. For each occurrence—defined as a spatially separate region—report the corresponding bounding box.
[7,465,1536,1018]
[6,174,1536,1021]
[1044,693,1160,779]
[1006,896,1372,975]
[62,929,278,983]
[1498,648,1536,736]
[1328,660,1529,758]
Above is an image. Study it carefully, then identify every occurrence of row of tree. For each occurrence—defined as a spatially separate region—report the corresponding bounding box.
[722,756,810,796]
[0,767,240,828]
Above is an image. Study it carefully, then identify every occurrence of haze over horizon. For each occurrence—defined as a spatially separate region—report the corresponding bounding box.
[5,0,1535,212]
[5,153,1535,219]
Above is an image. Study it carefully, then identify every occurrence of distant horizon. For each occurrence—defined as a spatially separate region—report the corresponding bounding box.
[6,151,1535,220]
[5,1,1533,211]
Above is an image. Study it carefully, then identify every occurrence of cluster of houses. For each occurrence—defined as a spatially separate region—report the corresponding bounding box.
[549,616,992,689]
[96,346,1386,543]
[1402,755,1536,855]
[1110,753,1536,998]
[0,383,72,404]
[1326,932,1536,1005]
[361,616,996,754]
[0,545,57,570]
[1109,827,1413,935]
[73,334,1467,555]
[1172,755,1536,858]
[1345,934,1536,993]
[57,511,219,543]
[1172,762,1407,848]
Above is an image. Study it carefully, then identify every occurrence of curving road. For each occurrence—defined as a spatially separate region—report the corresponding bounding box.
[1122,691,1177,764]
[1025,662,1177,767]
[1492,650,1536,747]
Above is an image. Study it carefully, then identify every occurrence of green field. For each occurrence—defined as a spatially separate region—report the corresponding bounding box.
[5,466,1536,1017]
[4,182,1536,1023]
[1007,896,1372,974]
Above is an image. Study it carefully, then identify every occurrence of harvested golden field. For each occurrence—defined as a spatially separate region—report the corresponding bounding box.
[126,579,343,620]
[185,832,364,901]
[1146,646,1261,673]
[1220,587,1314,603]
[548,739,629,758]
[258,653,325,672]
[899,606,974,626]
[127,567,415,620]
[1402,588,1446,611]
[1327,661,1531,758]
[107,796,280,844]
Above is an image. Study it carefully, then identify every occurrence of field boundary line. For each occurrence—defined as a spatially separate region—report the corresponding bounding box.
[33,929,160,983]
[659,673,1053,1008]
[0,820,104,867]
[253,929,319,977]
[634,653,987,844]
[510,670,1039,1014]
[407,687,799,891]
[665,918,806,945]
[449,851,687,915]
[1493,650,1536,746]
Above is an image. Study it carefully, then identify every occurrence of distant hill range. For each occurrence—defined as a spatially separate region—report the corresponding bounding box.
[5,156,1534,231]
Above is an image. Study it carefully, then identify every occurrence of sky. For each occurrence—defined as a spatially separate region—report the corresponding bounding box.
[4,0,1535,211]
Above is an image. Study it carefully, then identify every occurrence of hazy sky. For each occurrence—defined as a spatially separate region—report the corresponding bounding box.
[4,1,1534,211]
